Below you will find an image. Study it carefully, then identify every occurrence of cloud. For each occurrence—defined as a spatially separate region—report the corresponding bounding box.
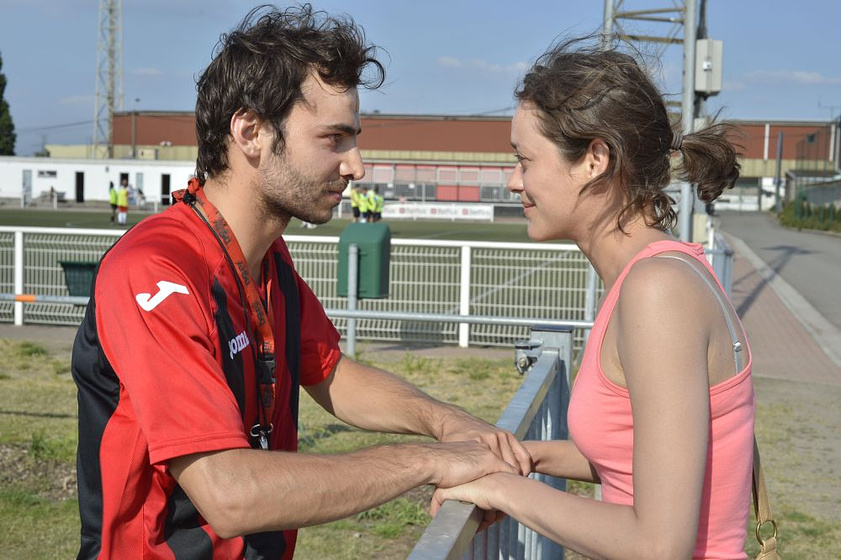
[437,56,527,74]
[437,56,462,68]
[744,70,841,86]
[133,67,165,77]
[722,80,747,92]
[59,95,94,106]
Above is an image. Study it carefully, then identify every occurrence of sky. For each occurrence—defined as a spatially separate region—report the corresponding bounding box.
[1,0,840,156]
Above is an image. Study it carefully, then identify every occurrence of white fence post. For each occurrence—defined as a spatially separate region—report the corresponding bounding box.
[458,245,471,347]
[13,231,24,325]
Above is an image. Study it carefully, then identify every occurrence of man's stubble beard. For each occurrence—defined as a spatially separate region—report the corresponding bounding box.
[256,152,345,226]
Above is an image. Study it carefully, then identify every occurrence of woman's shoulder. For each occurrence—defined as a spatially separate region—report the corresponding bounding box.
[617,254,716,331]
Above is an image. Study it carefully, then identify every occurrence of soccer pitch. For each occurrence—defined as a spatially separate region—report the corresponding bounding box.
[0,207,535,243]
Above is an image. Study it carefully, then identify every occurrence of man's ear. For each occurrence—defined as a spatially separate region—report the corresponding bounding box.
[229,109,265,158]
[586,139,610,179]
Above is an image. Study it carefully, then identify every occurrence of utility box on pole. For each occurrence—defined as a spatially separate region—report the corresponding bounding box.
[337,223,391,299]
[695,39,723,96]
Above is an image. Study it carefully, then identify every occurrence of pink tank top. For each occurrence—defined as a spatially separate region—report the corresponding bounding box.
[567,240,755,560]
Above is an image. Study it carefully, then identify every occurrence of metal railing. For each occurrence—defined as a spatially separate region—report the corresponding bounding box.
[409,325,573,560]
[705,226,734,296]
[1,225,735,350]
[0,227,600,351]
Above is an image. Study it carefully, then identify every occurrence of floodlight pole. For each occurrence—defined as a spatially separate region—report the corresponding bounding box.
[678,0,697,242]
[346,243,359,358]
[602,0,616,45]
[774,131,784,214]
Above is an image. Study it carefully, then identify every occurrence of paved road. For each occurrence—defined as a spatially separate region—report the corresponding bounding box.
[717,210,841,330]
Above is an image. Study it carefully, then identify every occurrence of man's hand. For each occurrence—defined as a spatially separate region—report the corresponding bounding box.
[437,412,532,476]
[422,441,520,489]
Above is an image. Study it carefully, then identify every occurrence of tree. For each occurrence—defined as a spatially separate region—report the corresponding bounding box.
[0,50,16,155]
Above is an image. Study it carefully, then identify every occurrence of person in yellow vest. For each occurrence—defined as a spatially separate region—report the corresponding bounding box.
[364,186,377,222]
[372,186,384,222]
[350,185,362,222]
[108,182,118,224]
[116,178,130,226]
[358,186,371,222]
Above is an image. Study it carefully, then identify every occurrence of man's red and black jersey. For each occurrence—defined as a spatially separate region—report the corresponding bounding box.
[71,201,341,559]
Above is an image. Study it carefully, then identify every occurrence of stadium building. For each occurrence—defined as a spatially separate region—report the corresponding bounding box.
[1,112,838,214]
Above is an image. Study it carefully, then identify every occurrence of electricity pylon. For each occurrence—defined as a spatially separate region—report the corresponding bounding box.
[93,0,124,159]
[602,0,699,241]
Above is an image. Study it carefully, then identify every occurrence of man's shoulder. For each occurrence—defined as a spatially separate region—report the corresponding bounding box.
[105,206,212,272]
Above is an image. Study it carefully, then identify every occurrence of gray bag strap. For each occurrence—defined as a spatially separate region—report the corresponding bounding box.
[655,254,744,372]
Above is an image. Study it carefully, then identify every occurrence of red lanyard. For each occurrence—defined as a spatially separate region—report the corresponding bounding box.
[174,178,276,449]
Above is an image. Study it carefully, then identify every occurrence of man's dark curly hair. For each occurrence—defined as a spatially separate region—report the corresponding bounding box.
[194,4,385,183]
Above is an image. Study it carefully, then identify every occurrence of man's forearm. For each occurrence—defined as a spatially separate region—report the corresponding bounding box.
[306,356,532,475]
[170,441,515,538]
[307,356,456,438]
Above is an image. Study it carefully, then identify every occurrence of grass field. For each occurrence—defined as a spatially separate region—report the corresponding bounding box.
[0,207,535,243]
[0,338,529,559]
[1,333,839,558]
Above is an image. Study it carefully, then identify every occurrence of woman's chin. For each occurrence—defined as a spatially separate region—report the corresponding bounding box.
[526,223,554,242]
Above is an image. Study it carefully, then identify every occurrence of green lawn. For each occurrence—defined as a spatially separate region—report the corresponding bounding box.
[0,207,535,243]
[1,338,837,558]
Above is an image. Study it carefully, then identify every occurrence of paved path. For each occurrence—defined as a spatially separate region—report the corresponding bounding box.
[717,211,841,329]
[717,210,841,382]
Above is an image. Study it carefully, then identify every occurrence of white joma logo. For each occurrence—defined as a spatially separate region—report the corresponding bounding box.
[228,330,250,359]
[135,281,189,311]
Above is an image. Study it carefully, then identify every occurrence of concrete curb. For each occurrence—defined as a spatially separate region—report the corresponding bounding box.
[726,233,841,368]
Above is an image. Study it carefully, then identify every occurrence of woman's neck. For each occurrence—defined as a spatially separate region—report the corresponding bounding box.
[578,215,674,293]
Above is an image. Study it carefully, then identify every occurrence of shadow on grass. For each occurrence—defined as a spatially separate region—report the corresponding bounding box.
[298,423,354,452]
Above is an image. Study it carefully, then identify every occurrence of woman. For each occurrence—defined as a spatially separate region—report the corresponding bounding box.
[432,39,753,560]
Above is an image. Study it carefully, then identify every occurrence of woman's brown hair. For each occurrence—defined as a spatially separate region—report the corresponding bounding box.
[516,37,740,231]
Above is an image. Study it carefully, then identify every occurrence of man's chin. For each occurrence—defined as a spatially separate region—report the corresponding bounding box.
[307,212,334,226]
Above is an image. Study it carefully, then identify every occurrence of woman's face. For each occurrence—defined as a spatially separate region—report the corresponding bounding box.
[507,103,589,242]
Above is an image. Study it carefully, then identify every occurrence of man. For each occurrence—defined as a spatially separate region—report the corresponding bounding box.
[115,178,129,226]
[350,185,362,222]
[108,182,117,224]
[71,6,528,559]
[372,185,385,222]
[358,185,370,222]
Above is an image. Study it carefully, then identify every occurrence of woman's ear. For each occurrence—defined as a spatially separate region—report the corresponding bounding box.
[229,109,264,159]
[586,139,610,179]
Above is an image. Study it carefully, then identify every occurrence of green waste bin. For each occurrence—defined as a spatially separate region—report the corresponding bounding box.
[59,261,98,297]
[337,223,390,299]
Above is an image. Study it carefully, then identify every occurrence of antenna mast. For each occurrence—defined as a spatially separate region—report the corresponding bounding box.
[93,0,124,159]
[603,0,698,241]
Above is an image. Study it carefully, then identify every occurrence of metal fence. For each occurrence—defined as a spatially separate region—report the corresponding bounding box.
[409,325,573,560]
[0,227,601,351]
[706,231,734,297]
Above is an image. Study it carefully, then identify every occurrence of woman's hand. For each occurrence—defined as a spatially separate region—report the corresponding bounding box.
[431,472,516,532]
[431,472,516,517]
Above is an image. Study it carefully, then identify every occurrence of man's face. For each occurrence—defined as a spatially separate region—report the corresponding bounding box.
[256,73,364,225]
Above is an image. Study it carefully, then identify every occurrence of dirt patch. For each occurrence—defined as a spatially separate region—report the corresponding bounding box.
[753,376,841,523]
[0,443,77,502]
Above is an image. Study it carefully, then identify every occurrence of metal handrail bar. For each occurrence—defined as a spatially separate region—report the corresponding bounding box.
[407,351,561,560]
[0,296,595,332]
[0,227,578,252]
[0,226,125,237]
[0,294,89,305]
[324,309,593,329]
[285,236,578,252]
